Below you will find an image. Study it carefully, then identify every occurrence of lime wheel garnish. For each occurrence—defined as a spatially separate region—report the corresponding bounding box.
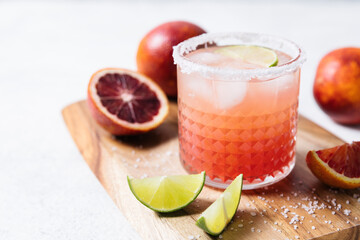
[306,141,360,189]
[87,68,169,135]
[215,45,278,67]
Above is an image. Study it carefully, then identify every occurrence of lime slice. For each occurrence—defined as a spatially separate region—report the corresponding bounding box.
[127,171,205,213]
[196,174,243,236]
[215,45,278,67]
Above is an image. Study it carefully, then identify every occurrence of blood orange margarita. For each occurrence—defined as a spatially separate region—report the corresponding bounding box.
[173,33,306,189]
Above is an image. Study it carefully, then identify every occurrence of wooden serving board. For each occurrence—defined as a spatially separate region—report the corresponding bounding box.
[62,101,360,240]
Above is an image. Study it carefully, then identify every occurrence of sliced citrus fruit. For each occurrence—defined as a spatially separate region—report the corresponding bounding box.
[87,68,169,135]
[215,45,278,67]
[306,141,360,189]
[127,171,205,213]
[196,174,243,236]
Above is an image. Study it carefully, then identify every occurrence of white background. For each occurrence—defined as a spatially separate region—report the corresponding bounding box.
[1,1,360,239]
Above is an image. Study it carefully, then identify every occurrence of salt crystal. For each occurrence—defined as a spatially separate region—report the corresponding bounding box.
[346,200,350,204]
[165,151,172,156]
[347,220,350,224]
[188,235,195,240]
[251,227,255,232]
[135,158,141,162]
[133,164,138,168]
[295,236,299,239]
[294,225,298,230]
[311,226,316,230]
[355,217,358,220]
[257,229,261,233]
[332,211,336,215]
[250,212,257,216]
[219,234,223,239]
[358,198,360,203]
[238,224,243,228]
[249,221,254,224]
[344,209,351,216]
[328,220,332,224]
[264,220,267,224]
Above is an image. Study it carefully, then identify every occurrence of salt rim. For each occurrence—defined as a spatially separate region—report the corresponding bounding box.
[173,32,306,81]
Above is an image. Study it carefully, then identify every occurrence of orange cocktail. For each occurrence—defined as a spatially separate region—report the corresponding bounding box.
[173,33,306,189]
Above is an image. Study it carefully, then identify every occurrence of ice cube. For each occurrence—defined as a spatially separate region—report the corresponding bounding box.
[213,80,248,110]
[180,71,213,101]
[186,51,222,66]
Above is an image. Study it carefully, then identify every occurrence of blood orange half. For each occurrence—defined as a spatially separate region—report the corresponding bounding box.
[306,141,360,189]
[87,68,169,135]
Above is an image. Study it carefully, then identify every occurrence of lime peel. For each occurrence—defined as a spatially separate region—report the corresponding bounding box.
[196,174,243,236]
[127,171,205,213]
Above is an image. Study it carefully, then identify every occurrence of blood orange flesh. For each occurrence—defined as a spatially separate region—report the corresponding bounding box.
[315,142,360,178]
[87,68,168,135]
[306,141,360,189]
[96,73,161,123]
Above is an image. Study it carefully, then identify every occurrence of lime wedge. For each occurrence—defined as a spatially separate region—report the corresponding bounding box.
[215,45,278,67]
[127,171,205,213]
[196,174,243,236]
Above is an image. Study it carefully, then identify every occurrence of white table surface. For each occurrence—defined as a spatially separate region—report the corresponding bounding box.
[1,1,360,239]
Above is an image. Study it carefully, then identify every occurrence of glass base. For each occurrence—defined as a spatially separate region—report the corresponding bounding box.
[204,158,296,190]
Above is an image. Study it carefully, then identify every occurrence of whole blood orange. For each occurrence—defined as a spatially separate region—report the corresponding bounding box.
[136,21,206,97]
[87,68,169,135]
[306,142,360,189]
[313,48,360,125]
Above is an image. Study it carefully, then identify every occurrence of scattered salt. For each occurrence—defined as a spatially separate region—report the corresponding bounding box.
[311,226,316,230]
[344,209,351,216]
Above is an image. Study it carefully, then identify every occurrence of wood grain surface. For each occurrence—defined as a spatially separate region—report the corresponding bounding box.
[62,100,360,240]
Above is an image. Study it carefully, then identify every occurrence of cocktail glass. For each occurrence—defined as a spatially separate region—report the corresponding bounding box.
[173,32,306,189]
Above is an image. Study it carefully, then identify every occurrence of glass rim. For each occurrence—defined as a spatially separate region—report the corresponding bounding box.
[172,32,306,80]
